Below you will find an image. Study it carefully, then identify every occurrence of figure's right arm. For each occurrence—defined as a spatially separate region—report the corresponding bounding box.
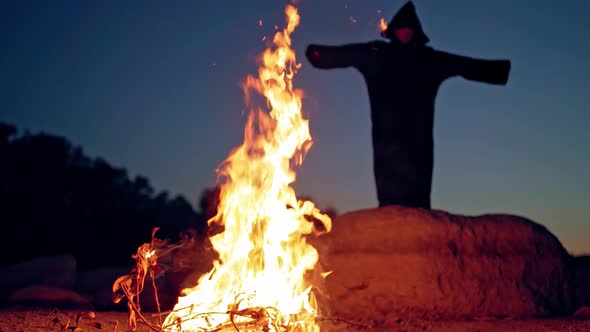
[305,44,367,69]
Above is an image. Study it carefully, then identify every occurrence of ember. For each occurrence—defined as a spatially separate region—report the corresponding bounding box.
[378,17,388,33]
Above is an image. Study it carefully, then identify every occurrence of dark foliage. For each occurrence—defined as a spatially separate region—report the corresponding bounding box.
[0,122,208,269]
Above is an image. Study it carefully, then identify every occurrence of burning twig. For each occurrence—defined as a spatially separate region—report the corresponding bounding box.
[157,306,281,331]
[150,267,162,325]
[112,227,181,331]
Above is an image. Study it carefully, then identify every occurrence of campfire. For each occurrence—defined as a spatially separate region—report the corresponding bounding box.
[114,3,332,331]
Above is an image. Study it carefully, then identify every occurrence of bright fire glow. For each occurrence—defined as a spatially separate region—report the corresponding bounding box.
[163,4,332,332]
[379,18,388,33]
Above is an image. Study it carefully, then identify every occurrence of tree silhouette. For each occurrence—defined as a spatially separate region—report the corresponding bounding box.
[0,122,207,269]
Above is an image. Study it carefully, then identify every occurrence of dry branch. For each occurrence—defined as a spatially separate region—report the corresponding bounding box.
[112,229,369,332]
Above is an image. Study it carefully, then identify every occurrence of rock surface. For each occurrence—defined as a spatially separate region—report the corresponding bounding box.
[9,285,91,309]
[311,206,573,323]
[0,255,77,301]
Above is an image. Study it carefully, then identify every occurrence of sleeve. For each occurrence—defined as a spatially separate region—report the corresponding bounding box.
[436,50,511,85]
[305,43,369,70]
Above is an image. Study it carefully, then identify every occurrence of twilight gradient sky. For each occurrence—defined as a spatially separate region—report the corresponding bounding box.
[2,1,589,254]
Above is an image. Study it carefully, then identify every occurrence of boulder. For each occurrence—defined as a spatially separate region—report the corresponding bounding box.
[573,306,590,319]
[311,206,573,323]
[8,285,91,309]
[0,254,77,301]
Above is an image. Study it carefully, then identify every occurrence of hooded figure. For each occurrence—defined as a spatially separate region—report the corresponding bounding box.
[306,1,510,209]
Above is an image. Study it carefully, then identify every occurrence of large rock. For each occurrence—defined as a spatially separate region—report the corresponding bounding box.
[0,254,77,301]
[8,285,91,309]
[311,206,573,323]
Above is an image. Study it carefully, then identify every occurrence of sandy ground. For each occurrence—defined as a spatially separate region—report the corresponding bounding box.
[1,309,590,332]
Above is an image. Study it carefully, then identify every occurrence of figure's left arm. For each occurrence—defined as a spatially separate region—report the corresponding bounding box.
[436,51,511,85]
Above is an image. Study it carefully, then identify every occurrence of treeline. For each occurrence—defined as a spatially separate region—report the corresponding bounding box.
[0,122,338,269]
[0,122,208,269]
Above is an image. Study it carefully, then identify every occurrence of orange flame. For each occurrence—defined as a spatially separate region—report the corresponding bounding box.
[162,4,331,331]
[379,17,388,33]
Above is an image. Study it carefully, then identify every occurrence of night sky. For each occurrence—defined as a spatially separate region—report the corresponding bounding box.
[2,1,589,254]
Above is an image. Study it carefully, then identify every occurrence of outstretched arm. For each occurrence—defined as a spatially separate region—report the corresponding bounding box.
[306,43,369,69]
[436,51,511,85]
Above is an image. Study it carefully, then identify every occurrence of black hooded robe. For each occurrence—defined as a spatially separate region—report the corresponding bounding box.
[305,1,510,209]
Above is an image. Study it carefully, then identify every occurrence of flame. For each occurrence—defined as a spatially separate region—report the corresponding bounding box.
[163,4,331,332]
[379,17,388,33]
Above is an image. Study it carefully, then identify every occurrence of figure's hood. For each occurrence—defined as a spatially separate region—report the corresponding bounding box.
[383,1,429,45]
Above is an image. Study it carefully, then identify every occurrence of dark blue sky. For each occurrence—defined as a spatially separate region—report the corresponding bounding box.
[2,0,589,254]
